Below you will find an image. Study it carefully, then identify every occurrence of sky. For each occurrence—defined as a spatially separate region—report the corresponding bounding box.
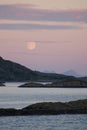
[0,0,87,76]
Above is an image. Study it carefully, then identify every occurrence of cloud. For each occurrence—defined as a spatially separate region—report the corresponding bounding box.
[35,40,71,44]
[0,4,87,23]
[0,23,79,30]
[0,4,86,30]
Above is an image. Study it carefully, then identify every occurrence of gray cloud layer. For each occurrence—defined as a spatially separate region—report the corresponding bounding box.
[0,4,87,30]
[0,4,87,22]
[0,24,79,30]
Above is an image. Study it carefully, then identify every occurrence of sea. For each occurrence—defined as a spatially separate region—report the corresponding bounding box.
[0,82,87,130]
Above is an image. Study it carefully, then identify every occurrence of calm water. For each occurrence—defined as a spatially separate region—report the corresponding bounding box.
[0,83,87,130]
[0,115,87,130]
[0,82,87,108]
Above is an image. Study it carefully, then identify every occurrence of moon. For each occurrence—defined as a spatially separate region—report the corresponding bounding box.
[27,42,36,50]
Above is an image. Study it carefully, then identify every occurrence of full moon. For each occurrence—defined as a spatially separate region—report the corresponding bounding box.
[27,42,36,50]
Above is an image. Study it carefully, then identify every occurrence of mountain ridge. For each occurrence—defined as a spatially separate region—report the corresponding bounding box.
[0,56,87,85]
[0,56,74,82]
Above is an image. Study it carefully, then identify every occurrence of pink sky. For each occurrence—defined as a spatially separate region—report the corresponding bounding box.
[0,0,87,76]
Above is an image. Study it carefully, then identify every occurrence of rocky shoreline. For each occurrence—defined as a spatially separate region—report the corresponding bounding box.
[0,99,87,116]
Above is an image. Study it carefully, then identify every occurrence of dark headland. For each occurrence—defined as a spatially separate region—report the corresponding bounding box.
[0,56,87,87]
[0,99,87,116]
[0,56,73,82]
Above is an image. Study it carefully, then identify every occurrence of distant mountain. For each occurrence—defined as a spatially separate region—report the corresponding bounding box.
[0,56,74,82]
[63,70,80,77]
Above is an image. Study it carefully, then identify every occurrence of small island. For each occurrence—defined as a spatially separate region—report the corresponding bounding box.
[18,78,87,88]
[0,99,87,116]
[18,82,45,88]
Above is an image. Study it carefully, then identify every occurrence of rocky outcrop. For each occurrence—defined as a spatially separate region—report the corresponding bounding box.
[0,99,87,116]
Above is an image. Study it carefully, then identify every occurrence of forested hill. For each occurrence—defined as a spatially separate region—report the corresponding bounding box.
[0,56,36,81]
[0,56,87,84]
[0,56,74,82]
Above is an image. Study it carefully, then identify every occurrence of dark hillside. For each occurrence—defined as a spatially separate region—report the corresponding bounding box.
[0,57,71,82]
